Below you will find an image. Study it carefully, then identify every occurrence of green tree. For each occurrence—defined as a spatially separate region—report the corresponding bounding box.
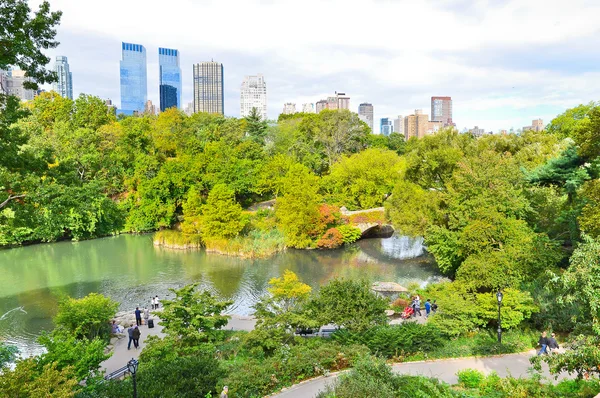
[54,293,119,340]
[579,179,600,238]
[244,107,268,145]
[0,0,62,89]
[201,183,246,239]
[159,283,232,344]
[311,279,388,333]
[275,164,322,248]
[181,185,204,235]
[317,110,370,167]
[322,148,404,210]
[0,343,17,367]
[0,359,78,398]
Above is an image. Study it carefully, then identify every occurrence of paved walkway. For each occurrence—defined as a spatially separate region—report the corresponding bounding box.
[100,315,256,375]
[273,351,569,398]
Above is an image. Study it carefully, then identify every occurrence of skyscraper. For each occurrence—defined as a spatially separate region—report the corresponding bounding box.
[302,103,315,113]
[358,103,374,132]
[6,69,34,100]
[431,96,453,126]
[282,103,296,115]
[393,115,403,135]
[120,42,147,115]
[53,56,73,99]
[159,48,182,111]
[404,110,429,140]
[380,118,393,136]
[240,74,267,120]
[193,61,224,114]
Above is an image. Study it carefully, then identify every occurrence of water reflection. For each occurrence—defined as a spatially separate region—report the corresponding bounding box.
[0,234,440,356]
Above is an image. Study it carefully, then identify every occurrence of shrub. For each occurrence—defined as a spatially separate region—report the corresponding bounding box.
[317,228,343,249]
[332,323,445,358]
[54,293,119,341]
[337,224,362,244]
[457,368,485,388]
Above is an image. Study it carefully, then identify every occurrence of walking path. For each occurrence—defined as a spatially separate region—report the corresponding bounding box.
[100,315,256,375]
[273,351,569,398]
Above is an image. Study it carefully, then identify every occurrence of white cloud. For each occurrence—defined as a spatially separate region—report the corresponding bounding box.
[33,0,600,131]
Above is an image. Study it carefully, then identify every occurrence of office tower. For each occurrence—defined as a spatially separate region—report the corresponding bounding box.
[6,69,34,100]
[428,120,443,134]
[523,119,544,132]
[158,48,182,111]
[120,42,147,115]
[380,118,393,136]
[184,102,194,116]
[335,92,350,109]
[302,103,315,113]
[358,103,374,132]
[316,100,327,113]
[240,74,267,120]
[145,100,157,115]
[0,70,7,95]
[193,61,224,114]
[431,96,453,126]
[282,103,296,115]
[53,56,73,99]
[393,115,403,135]
[469,126,486,137]
[105,99,117,113]
[404,110,429,140]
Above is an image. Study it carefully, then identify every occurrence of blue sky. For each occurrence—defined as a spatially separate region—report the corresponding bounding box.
[34,0,600,132]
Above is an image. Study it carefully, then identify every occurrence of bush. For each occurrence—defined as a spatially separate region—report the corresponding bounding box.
[337,225,362,244]
[54,293,119,341]
[317,228,343,249]
[332,323,445,358]
[457,368,485,388]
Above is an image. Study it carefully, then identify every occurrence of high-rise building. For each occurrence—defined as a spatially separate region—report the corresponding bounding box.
[523,119,544,132]
[358,103,374,132]
[282,103,296,115]
[404,110,429,140]
[158,48,181,111]
[302,103,315,113]
[193,61,224,115]
[469,126,486,137]
[316,100,327,113]
[184,102,194,116]
[53,56,73,99]
[428,120,443,134]
[145,100,157,115]
[0,70,7,95]
[6,69,34,100]
[431,96,453,127]
[240,74,267,120]
[120,42,147,115]
[380,118,393,136]
[393,115,403,135]
[105,99,117,113]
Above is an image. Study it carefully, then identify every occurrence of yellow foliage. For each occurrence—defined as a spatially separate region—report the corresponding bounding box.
[268,270,312,301]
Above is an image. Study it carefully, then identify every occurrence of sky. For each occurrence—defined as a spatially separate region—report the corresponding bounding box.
[33,0,600,132]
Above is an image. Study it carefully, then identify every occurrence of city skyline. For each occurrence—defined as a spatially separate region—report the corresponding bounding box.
[36,0,600,130]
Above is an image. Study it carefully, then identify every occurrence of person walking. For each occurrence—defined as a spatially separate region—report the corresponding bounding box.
[548,332,560,354]
[432,300,438,313]
[220,386,229,398]
[143,306,150,325]
[132,325,141,349]
[134,307,142,326]
[151,297,155,310]
[414,296,422,317]
[537,331,549,355]
[425,299,432,317]
[127,323,135,350]
[411,298,417,318]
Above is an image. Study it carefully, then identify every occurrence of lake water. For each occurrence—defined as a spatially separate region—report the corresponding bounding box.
[0,234,440,356]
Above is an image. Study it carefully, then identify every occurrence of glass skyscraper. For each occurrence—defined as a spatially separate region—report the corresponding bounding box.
[193,61,224,115]
[159,48,181,111]
[53,56,73,99]
[120,42,147,115]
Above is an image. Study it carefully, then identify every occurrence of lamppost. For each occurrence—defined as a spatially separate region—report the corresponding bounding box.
[127,358,139,398]
[496,290,503,344]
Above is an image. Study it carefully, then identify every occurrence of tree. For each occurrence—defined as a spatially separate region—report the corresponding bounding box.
[54,293,119,340]
[244,107,268,145]
[248,270,314,352]
[579,179,600,238]
[317,110,370,167]
[275,164,322,248]
[322,148,404,210]
[0,343,17,368]
[159,283,232,344]
[0,359,78,398]
[385,180,442,237]
[311,279,388,333]
[0,0,62,90]
[181,185,204,235]
[201,183,246,239]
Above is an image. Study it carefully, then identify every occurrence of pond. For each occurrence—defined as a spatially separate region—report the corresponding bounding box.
[0,233,441,356]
